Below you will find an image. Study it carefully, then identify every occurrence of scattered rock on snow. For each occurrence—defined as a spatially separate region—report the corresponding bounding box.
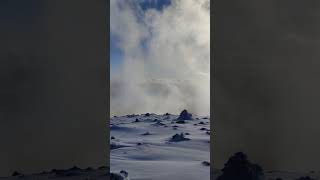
[120,170,128,177]
[133,118,140,122]
[142,132,151,135]
[153,121,165,126]
[216,152,264,180]
[127,114,136,118]
[176,120,186,124]
[110,143,127,150]
[200,127,208,131]
[170,133,190,142]
[202,161,210,166]
[178,109,193,120]
[110,172,126,180]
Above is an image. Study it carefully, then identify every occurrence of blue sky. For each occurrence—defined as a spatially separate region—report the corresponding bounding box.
[110,0,171,74]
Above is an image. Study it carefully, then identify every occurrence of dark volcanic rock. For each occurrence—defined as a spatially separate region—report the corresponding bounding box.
[153,121,165,126]
[134,118,140,122]
[142,132,151,135]
[217,152,264,180]
[120,170,128,177]
[12,171,22,176]
[110,143,127,150]
[176,120,186,124]
[178,109,193,120]
[127,114,136,118]
[170,133,190,142]
[202,161,210,166]
[110,172,126,180]
[110,170,128,180]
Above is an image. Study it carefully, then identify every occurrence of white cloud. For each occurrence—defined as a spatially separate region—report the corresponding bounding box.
[110,0,210,116]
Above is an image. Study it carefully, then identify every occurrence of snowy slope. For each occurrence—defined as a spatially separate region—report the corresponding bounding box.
[110,113,211,180]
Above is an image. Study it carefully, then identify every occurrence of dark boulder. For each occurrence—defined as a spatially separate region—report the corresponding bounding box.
[202,161,210,166]
[134,118,140,122]
[170,133,190,142]
[110,172,125,180]
[216,152,264,180]
[176,120,186,124]
[145,113,150,117]
[120,170,128,177]
[142,132,151,135]
[12,171,22,176]
[178,109,192,120]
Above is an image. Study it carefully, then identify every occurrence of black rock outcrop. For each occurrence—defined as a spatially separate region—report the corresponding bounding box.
[178,109,193,120]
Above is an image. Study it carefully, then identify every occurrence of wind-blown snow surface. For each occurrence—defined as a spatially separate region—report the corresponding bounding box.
[110,113,210,180]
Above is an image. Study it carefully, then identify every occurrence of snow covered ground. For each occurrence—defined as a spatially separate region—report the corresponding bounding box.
[110,112,211,180]
[1,111,317,180]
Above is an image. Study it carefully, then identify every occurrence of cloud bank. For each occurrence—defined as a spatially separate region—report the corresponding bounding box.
[110,0,210,116]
